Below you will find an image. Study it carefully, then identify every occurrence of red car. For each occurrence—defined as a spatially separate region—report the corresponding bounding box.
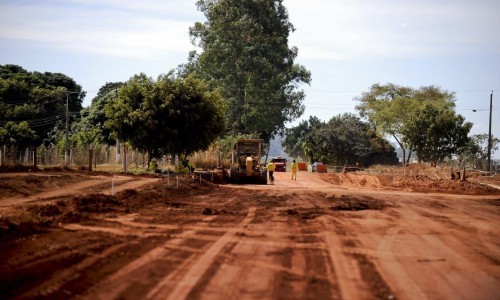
[271,157,287,172]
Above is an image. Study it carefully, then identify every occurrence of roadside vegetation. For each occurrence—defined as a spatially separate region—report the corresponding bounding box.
[1,0,497,172]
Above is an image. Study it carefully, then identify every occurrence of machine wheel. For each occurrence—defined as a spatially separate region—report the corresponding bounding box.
[260,170,268,185]
[229,166,238,183]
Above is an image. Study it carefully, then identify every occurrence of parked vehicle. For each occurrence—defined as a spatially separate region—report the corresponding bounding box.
[272,157,287,172]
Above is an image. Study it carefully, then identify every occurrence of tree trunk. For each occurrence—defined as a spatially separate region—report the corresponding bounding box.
[123,144,127,173]
[88,146,93,172]
[134,148,139,168]
[236,88,244,133]
[116,140,121,164]
[406,149,413,165]
[392,134,406,165]
[33,147,37,168]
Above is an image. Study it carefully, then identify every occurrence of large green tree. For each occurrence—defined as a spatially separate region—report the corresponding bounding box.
[0,64,84,148]
[105,73,226,162]
[293,114,397,166]
[403,104,472,163]
[355,83,455,164]
[318,114,383,166]
[0,121,38,151]
[190,0,311,140]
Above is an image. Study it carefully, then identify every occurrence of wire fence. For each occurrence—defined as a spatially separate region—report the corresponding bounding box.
[1,145,496,178]
[0,145,233,174]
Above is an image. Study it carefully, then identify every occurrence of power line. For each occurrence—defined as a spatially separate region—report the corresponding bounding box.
[0,112,80,127]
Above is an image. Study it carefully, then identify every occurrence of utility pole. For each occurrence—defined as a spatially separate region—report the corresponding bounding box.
[65,93,69,166]
[487,91,493,175]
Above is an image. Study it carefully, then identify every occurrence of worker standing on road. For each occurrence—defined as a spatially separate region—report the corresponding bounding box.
[149,158,158,174]
[291,159,298,180]
[267,160,276,184]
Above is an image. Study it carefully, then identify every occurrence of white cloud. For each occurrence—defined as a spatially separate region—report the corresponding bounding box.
[285,0,500,60]
[63,0,201,18]
[1,0,499,62]
[0,0,203,59]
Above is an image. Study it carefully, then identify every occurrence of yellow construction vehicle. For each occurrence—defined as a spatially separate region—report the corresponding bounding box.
[228,139,267,184]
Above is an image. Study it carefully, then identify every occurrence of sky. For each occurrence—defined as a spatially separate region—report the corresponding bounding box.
[1,0,499,157]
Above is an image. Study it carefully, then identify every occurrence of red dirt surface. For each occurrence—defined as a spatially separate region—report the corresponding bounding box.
[0,169,499,299]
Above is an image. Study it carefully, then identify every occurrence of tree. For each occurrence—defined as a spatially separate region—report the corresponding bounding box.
[282,119,310,159]
[286,114,397,166]
[0,121,38,151]
[105,73,226,163]
[403,104,472,164]
[190,0,311,140]
[83,82,124,146]
[71,115,104,171]
[0,64,84,147]
[320,114,375,166]
[458,134,499,169]
[355,83,456,164]
[365,133,399,166]
[152,74,226,157]
[285,116,323,163]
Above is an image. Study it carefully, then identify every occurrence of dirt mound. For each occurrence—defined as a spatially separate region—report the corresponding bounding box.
[73,194,121,212]
[0,173,221,245]
[319,173,387,189]
[0,174,89,199]
[391,177,499,195]
[320,172,500,195]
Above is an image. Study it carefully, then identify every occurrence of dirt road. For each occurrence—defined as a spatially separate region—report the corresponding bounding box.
[1,171,499,299]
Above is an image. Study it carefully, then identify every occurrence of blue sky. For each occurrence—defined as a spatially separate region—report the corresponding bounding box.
[1,0,499,157]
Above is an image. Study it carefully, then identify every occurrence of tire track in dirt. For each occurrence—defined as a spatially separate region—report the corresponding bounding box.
[301,189,388,299]
[405,203,500,299]
[304,190,406,300]
[77,207,256,300]
[17,241,131,299]
[370,199,500,300]
[320,216,372,300]
[148,207,257,300]
[348,199,432,300]
[376,226,428,300]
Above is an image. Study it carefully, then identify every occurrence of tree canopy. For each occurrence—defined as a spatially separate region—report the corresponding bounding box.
[190,0,311,141]
[0,64,84,148]
[105,73,226,160]
[78,82,124,146]
[402,104,472,163]
[0,121,38,150]
[355,83,456,164]
[284,114,397,166]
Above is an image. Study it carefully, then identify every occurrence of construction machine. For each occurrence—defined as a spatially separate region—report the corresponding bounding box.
[228,139,267,184]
